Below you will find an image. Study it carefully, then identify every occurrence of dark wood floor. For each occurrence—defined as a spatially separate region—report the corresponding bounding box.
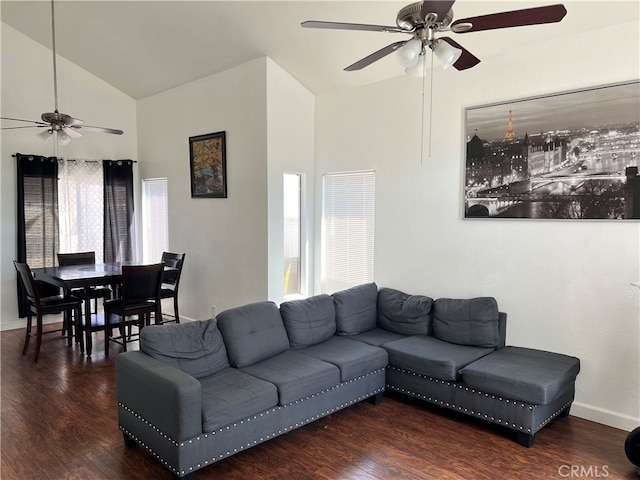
[1,323,637,480]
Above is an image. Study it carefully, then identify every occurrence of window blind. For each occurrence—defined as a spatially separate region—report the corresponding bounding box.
[321,170,375,294]
[142,178,169,263]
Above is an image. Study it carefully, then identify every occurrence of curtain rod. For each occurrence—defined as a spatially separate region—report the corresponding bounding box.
[12,154,137,163]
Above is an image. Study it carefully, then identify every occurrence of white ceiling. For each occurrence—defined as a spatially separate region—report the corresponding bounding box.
[2,1,639,100]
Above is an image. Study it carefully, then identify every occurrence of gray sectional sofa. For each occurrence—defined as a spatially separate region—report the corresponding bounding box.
[116,283,581,479]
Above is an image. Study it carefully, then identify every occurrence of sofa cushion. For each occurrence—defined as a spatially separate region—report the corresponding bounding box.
[377,287,434,336]
[462,346,581,405]
[200,367,278,431]
[297,336,388,382]
[241,350,340,405]
[332,282,378,335]
[349,327,407,347]
[280,294,336,348]
[433,297,500,348]
[217,301,290,368]
[384,335,495,381]
[140,319,229,380]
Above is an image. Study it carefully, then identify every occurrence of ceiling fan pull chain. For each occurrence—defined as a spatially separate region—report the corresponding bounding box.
[428,49,434,159]
[420,57,425,166]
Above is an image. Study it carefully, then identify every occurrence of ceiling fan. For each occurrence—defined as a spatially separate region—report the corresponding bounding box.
[1,0,123,145]
[302,1,567,75]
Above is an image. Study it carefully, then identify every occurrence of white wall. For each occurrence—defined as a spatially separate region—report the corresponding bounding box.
[137,58,315,318]
[137,58,269,319]
[315,21,640,431]
[266,58,315,303]
[0,24,137,331]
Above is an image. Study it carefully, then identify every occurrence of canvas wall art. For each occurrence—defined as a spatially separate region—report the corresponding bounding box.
[464,80,640,219]
[189,131,227,198]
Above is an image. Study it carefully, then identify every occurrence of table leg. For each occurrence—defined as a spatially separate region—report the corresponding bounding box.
[84,285,93,356]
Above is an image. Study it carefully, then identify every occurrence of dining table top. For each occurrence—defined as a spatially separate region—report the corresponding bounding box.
[32,262,176,289]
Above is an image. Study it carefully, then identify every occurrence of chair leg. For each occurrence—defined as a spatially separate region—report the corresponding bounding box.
[104,311,111,358]
[22,312,33,355]
[65,310,73,347]
[122,319,128,353]
[174,297,180,323]
[75,306,85,353]
[33,313,43,363]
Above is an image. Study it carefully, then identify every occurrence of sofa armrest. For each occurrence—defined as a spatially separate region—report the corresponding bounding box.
[498,312,507,349]
[116,351,202,442]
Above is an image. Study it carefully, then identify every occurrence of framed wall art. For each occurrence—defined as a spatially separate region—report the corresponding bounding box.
[189,131,227,198]
[463,80,640,219]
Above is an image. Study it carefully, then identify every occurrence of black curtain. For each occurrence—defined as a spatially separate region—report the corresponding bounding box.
[16,153,60,317]
[103,160,135,262]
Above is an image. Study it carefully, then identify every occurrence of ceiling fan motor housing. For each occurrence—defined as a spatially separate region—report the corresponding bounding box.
[396,2,454,30]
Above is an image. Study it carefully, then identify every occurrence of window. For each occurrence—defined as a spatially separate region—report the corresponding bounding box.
[141,178,168,263]
[321,170,375,294]
[58,159,104,259]
[284,173,302,297]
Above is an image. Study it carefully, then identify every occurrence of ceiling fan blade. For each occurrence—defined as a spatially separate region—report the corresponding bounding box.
[1,125,47,131]
[1,116,48,126]
[451,4,567,33]
[63,126,83,138]
[73,125,124,135]
[439,37,481,70]
[344,41,407,71]
[421,1,456,23]
[301,20,406,33]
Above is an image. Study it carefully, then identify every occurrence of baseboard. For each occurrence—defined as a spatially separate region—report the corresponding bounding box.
[0,317,64,332]
[571,401,640,432]
[2,314,199,332]
[1,319,28,332]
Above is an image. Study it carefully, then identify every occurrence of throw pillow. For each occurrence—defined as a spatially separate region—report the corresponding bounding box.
[433,297,500,348]
[280,294,336,348]
[377,287,434,335]
[140,319,230,379]
[332,282,378,335]
[217,301,290,368]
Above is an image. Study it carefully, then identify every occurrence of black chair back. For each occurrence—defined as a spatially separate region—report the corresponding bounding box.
[58,251,96,266]
[121,264,164,306]
[14,261,40,308]
[161,252,185,287]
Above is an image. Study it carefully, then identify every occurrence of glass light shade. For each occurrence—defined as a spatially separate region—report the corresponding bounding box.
[38,129,53,142]
[57,130,71,145]
[395,39,422,68]
[433,40,462,70]
[405,55,426,77]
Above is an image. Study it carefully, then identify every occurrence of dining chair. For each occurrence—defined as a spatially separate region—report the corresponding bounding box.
[14,260,83,363]
[57,251,112,334]
[104,263,163,357]
[159,252,186,324]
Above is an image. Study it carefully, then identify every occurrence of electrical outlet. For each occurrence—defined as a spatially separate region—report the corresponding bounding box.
[211,305,217,317]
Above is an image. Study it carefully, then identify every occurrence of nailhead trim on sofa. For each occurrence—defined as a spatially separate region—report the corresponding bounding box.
[386,366,573,434]
[119,368,385,476]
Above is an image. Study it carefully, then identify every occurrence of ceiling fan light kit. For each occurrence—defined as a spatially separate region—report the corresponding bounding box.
[395,38,422,68]
[302,1,567,75]
[431,39,462,70]
[1,0,124,144]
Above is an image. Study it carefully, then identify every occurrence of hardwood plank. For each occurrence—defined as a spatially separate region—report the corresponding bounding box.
[1,324,637,479]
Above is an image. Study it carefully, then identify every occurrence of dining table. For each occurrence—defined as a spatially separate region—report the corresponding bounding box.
[32,261,177,356]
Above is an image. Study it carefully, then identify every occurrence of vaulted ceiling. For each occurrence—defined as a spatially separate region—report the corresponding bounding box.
[2,1,638,100]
